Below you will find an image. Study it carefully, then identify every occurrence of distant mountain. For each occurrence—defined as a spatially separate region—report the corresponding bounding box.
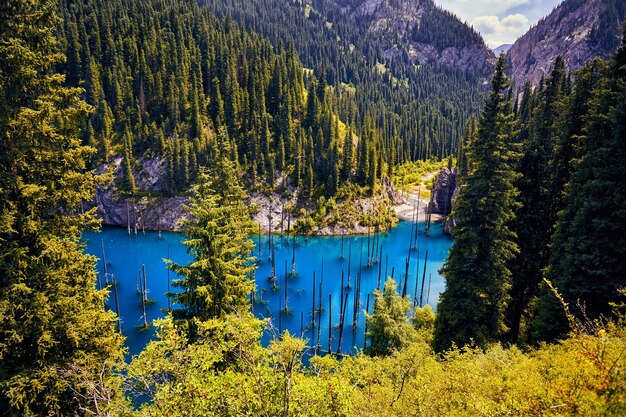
[507,0,626,88]
[329,0,496,74]
[493,44,512,55]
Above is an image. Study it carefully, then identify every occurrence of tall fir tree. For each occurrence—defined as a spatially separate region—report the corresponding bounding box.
[532,28,626,342]
[505,58,567,343]
[167,134,256,340]
[433,56,520,353]
[0,0,124,414]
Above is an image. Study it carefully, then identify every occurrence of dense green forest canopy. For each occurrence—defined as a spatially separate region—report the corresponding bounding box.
[2,0,626,414]
[434,30,626,350]
[201,0,489,162]
[57,0,434,200]
[56,0,488,203]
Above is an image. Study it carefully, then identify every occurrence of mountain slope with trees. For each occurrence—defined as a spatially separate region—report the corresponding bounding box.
[438,26,626,347]
[507,0,626,88]
[57,0,406,232]
[200,0,490,167]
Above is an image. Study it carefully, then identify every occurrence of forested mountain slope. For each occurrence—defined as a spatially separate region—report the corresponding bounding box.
[327,0,495,73]
[57,0,401,227]
[200,0,491,163]
[507,0,626,88]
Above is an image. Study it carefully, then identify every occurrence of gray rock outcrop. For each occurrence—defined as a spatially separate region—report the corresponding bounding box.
[507,0,625,89]
[94,156,189,231]
[333,0,496,75]
[444,184,460,235]
[427,167,460,235]
[428,167,456,216]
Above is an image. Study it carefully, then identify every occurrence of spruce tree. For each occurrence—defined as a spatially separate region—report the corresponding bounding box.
[341,126,354,181]
[533,29,626,342]
[121,129,137,193]
[433,56,520,353]
[167,136,256,339]
[0,0,124,413]
[505,58,566,343]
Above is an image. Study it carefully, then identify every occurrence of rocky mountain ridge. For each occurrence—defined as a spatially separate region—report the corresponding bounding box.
[320,0,496,75]
[507,0,626,88]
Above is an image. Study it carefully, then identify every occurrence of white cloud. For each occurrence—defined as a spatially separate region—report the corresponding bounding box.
[434,0,561,45]
[456,0,530,17]
[471,14,530,48]
[501,14,530,28]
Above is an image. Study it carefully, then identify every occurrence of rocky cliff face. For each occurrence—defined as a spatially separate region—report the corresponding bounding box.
[94,157,189,231]
[428,167,457,216]
[507,0,626,88]
[427,167,460,235]
[330,0,496,75]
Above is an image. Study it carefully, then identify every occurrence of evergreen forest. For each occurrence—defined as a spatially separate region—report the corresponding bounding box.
[54,0,486,203]
[1,0,625,415]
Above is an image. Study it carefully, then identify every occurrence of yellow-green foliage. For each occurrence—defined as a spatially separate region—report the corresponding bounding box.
[292,183,397,235]
[393,159,448,198]
[125,310,626,416]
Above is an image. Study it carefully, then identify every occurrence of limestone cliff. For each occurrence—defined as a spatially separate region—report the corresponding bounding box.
[94,157,189,231]
[428,167,456,216]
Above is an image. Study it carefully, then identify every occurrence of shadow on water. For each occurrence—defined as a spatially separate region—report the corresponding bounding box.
[84,220,451,358]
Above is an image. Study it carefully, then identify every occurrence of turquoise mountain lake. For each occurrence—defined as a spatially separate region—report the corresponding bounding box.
[84,220,451,357]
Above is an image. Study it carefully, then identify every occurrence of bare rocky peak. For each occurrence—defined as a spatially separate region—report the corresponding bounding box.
[507,0,625,88]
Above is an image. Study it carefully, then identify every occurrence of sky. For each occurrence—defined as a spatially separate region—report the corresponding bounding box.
[435,0,564,48]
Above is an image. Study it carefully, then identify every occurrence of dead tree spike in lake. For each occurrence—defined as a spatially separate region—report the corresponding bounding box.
[284,260,288,310]
[279,275,283,335]
[328,293,332,354]
[367,224,371,266]
[167,250,171,312]
[317,275,322,348]
[352,272,360,330]
[415,186,421,248]
[337,277,349,355]
[419,250,429,307]
[402,257,410,298]
[347,242,352,288]
[271,242,276,280]
[112,274,122,334]
[364,293,371,350]
[408,204,416,256]
[291,235,296,275]
[140,268,147,328]
[258,224,262,261]
[413,248,421,309]
[142,264,148,304]
[100,239,108,289]
[385,254,389,280]
[377,246,383,290]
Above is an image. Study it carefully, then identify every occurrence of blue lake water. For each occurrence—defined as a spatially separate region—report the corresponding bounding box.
[83,220,451,357]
